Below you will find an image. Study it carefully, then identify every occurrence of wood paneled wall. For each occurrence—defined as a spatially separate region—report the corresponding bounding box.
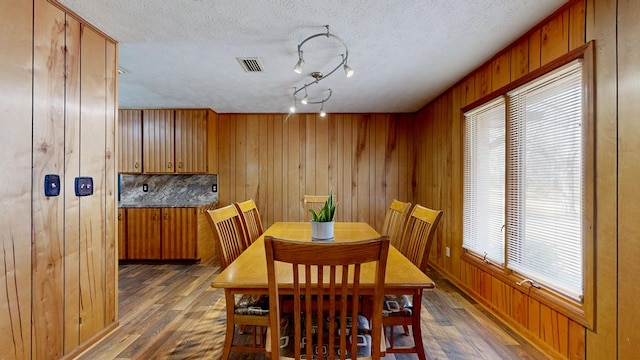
[409,0,636,359]
[1,0,118,359]
[215,113,414,232]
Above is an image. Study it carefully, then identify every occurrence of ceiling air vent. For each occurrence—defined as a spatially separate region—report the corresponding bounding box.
[237,57,264,72]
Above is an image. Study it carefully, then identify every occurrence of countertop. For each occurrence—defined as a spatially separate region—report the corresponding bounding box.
[118,201,217,208]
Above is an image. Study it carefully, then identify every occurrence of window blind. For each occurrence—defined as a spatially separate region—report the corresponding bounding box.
[463,97,506,265]
[506,60,584,300]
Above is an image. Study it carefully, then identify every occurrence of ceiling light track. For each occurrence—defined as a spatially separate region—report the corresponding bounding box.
[289,25,353,116]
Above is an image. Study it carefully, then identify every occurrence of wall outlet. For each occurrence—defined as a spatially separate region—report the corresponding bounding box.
[446,246,451,257]
[143,184,149,192]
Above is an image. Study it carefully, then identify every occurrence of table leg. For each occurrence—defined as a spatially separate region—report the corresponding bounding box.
[412,289,427,360]
[221,290,235,360]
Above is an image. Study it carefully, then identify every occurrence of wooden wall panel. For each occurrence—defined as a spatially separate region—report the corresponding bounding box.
[215,113,414,230]
[491,51,510,91]
[0,0,32,358]
[63,12,82,355]
[32,1,66,357]
[540,10,569,66]
[126,208,161,259]
[206,109,218,174]
[104,38,118,327]
[415,1,589,358]
[617,0,640,358]
[584,0,618,359]
[510,38,529,81]
[79,24,108,344]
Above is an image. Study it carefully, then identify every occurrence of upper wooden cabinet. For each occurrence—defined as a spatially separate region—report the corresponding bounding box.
[175,109,208,173]
[143,109,175,173]
[118,109,143,173]
[129,109,209,174]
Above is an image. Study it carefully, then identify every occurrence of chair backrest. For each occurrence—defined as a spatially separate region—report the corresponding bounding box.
[234,199,264,244]
[400,204,443,273]
[205,204,250,270]
[303,194,336,221]
[380,199,412,250]
[265,236,389,360]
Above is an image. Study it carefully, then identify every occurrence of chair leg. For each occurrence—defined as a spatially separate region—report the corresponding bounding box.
[222,290,236,360]
[403,324,410,335]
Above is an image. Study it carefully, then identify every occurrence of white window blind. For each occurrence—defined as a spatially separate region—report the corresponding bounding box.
[463,98,505,265]
[506,60,584,300]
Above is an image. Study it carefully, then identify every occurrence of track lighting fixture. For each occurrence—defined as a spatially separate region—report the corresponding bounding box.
[288,25,353,116]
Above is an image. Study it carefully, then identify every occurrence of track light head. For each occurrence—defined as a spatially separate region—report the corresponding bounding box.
[344,63,354,78]
[293,57,304,74]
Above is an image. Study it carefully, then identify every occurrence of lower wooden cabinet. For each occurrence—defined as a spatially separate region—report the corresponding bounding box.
[120,205,215,262]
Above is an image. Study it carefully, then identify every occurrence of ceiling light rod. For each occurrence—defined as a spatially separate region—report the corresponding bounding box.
[292,25,352,98]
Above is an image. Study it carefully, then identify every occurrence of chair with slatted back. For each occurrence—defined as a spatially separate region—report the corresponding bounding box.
[205,204,269,358]
[380,199,412,251]
[383,204,442,359]
[234,199,264,244]
[265,235,389,360]
[303,194,336,221]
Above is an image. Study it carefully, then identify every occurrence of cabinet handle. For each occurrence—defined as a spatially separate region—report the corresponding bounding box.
[164,213,168,220]
[135,162,140,169]
[178,161,183,169]
[152,214,157,220]
[167,161,172,169]
[118,213,122,220]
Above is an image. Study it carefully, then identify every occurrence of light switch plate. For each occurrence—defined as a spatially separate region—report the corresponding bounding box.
[75,177,94,196]
[44,174,60,196]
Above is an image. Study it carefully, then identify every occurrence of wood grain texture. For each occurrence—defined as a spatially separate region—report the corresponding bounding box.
[540,9,569,66]
[584,0,618,359]
[32,0,66,357]
[63,11,83,355]
[127,208,162,259]
[510,38,529,81]
[79,24,108,344]
[215,113,414,233]
[105,38,118,328]
[207,109,218,174]
[617,0,640,358]
[175,109,208,173]
[161,208,197,260]
[143,109,175,173]
[0,0,32,358]
[75,262,547,360]
[118,109,143,173]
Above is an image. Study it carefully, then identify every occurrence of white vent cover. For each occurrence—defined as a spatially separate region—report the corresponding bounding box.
[237,57,264,72]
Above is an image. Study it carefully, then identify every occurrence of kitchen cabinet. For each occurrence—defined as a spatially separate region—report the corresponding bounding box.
[118,109,143,173]
[143,109,175,173]
[121,204,216,262]
[161,207,197,260]
[118,208,127,259]
[175,109,208,173]
[141,109,208,174]
[126,208,162,259]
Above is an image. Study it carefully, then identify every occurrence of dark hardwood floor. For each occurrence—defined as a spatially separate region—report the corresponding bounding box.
[75,258,548,359]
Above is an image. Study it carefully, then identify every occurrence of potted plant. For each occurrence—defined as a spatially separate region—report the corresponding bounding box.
[309,191,336,241]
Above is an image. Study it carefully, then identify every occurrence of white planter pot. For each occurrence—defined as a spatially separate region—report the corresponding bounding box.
[311,220,334,241]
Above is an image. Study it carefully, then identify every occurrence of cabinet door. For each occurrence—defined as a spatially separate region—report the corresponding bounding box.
[126,208,161,259]
[175,109,208,173]
[162,207,198,260]
[118,109,142,173]
[143,109,174,173]
[118,208,127,259]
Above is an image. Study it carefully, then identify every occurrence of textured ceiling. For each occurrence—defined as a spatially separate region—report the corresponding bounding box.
[58,0,565,114]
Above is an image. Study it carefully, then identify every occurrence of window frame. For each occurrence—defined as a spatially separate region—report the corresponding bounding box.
[460,42,595,329]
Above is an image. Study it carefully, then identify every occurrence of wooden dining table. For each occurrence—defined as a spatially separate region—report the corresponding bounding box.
[211,222,434,360]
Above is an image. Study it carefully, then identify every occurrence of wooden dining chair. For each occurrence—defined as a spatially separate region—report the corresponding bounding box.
[303,194,335,221]
[380,199,412,251]
[383,204,442,359]
[234,199,264,244]
[205,204,269,358]
[265,235,390,360]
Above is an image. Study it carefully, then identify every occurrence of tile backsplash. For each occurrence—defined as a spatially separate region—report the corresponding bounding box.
[119,174,218,206]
